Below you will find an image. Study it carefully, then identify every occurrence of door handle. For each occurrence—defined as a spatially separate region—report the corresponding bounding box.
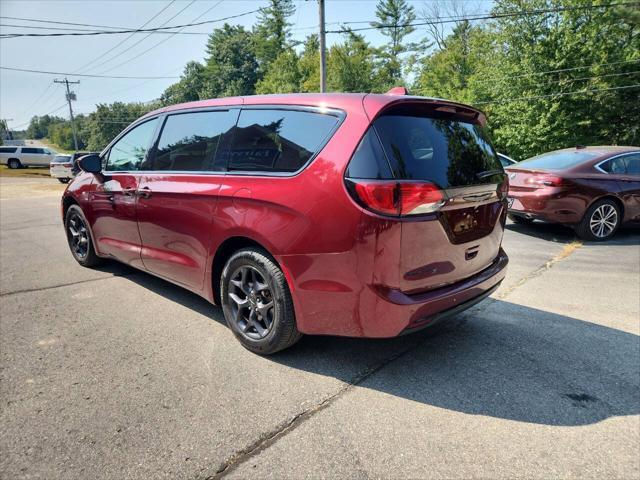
[122,187,136,196]
[137,187,152,199]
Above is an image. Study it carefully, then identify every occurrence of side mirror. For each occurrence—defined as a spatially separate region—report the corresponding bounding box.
[78,154,102,173]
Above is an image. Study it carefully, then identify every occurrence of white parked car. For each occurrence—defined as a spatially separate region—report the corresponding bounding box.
[50,154,74,183]
[0,145,56,168]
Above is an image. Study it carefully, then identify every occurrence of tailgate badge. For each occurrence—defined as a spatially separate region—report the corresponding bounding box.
[465,245,480,261]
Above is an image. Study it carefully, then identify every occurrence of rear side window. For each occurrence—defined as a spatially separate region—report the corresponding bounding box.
[227,109,339,173]
[153,111,237,171]
[372,112,503,187]
[22,147,45,154]
[0,147,17,153]
[345,129,393,179]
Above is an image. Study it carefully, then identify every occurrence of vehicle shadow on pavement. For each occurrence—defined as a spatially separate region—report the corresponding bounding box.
[104,264,639,427]
[506,220,640,245]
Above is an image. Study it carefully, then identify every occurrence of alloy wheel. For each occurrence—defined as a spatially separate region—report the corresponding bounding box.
[67,213,90,259]
[227,266,275,340]
[589,204,617,239]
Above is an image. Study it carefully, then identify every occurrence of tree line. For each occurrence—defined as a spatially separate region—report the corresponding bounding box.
[22,0,639,159]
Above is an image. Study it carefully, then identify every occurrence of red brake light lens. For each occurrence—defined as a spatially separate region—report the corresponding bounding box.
[524,174,569,187]
[348,180,445,216]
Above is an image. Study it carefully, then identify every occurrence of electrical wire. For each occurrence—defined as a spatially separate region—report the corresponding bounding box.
[0,66,180,79]
[0,7,261,39]
[475,84,640,105]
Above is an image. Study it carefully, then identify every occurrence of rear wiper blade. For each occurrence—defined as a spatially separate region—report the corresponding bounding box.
[476,169,505,179]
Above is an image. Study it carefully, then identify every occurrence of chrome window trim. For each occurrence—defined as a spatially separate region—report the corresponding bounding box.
[594,152,640,174]
[100,104,346,177]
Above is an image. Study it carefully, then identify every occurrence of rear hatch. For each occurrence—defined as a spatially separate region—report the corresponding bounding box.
[345,101,507,293]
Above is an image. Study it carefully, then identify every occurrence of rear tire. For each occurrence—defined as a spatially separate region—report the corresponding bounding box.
[65,205,103,267]
[576,198,620,241]
[508,214,534,225]
[220,248,302,355]
[7,159,22,169]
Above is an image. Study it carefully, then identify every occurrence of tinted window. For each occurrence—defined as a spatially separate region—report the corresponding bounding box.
[373,114,503,187]
[153,111,236,171]
[52,155,71,163]
[227,109,339,173]
[520,150,599,170]
[599,156,627,174]
[22,147,45,154]
[345,129,393,179]
[0,147,17,153]
[623,153,640,176]
[106,118,159,171]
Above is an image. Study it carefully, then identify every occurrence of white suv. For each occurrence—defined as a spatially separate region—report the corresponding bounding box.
[0,146,56,168]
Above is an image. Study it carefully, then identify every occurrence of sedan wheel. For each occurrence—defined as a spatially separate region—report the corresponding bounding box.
[577,199,621,241]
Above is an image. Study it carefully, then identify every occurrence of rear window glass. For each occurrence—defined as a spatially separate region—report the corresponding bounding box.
[52,156,71,163]
[227,109,339,173]
[519,150,599,170]
[373,113,503,188]
[154,110,236,171]
[0,147,17,153]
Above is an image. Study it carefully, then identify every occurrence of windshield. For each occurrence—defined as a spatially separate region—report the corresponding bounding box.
[518,150,599,170]
[373,113,503,188]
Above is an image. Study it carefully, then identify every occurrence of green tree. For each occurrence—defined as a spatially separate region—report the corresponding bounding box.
[253,0,296,72]
[26,115,65,139]
[370,0,417,87]
[256,49,302,94]
[84,102,159,151]
[328,31,378,92]
[160,61,206,106]
[298,35,321,92]
[201,24,259,98]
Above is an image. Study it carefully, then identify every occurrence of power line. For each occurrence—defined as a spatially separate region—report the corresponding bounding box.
[475,84,640,105]
[0,7,261,39]
[0,22,207,35]
[93,0,199,74]
[73,0,177,74]
[325,2,640,34]
[95,0,224,75]
[0,66,180,79]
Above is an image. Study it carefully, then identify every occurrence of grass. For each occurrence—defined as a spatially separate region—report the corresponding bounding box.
[0,165,51,178]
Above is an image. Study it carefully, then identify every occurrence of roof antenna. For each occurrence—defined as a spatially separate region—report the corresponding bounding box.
[386,86,409,96]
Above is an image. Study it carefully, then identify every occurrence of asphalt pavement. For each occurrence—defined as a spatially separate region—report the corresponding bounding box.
[1,177,638,479]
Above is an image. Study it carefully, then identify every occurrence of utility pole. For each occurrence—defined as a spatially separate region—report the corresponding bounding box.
[318,0,326,93]
[1,119,13,141]
[54,78,80,150]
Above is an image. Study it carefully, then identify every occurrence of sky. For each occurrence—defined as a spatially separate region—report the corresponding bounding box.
[0,0,492,131]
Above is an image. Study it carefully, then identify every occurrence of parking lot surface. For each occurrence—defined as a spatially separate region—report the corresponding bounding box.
[1,177,639,479]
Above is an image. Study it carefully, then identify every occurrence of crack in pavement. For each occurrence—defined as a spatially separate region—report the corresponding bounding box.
[209,239,584,479]
[0,273,137,297]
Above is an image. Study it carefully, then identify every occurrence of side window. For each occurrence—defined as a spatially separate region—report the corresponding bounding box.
[22,147,37,154]
[105,118,159,171]
[0,147,17,153]
[153,110,236,171]
[623,153,640,176]
[227,109,339,173]
[345,129,393,179]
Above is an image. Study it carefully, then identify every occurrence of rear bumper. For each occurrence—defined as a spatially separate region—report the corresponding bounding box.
[286,248,508,338]
[50,166,73,178]
[508,189,583,224]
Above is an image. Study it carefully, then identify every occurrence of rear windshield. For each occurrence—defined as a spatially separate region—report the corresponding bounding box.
[518,150,599,170]
[52,156,71,163]
[372,113,502,188]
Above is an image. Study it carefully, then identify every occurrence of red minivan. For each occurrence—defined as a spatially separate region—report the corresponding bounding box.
[63,90,509,354]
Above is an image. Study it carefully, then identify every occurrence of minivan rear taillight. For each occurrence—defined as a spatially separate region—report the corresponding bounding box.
[346,179,445,216]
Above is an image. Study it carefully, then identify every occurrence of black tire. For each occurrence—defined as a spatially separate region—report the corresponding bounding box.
[220,248,301,355]
[58,178,70,184]
[508,213,534,225]
[7,158,22,169]
[64,205,103,267]
[576,198,621,241]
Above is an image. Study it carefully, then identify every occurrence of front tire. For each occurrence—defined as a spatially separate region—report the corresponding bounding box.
[576,198,621,241]
[65,205,103,267]
[220,248,301,355]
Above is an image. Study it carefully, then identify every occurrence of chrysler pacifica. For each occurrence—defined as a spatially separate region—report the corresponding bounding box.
[62,90,509,354]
